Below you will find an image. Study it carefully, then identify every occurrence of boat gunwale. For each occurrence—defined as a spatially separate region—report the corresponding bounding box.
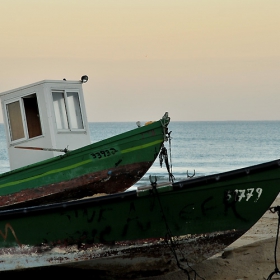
[0,190,138,218]
[173,158,280,190]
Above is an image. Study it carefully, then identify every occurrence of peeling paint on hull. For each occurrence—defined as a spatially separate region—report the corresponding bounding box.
[0,230,245,278]
[0,162,152,209]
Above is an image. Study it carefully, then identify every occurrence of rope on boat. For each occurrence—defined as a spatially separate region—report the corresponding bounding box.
[266,206,280,280]
[159,131,175,183]
[149,175,205,280]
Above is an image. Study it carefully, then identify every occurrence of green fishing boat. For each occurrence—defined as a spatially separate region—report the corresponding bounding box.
[0,77,171,209]
[0,159,279,277]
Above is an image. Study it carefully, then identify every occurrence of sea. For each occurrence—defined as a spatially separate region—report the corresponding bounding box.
[1,121,278,189]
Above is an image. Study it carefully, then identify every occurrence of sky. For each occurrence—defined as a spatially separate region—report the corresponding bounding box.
[0,0,279,122]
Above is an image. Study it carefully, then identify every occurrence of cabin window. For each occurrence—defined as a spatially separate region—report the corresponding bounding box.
[6,101,25,141]
[6,94,42,142]
[52,90,84,131]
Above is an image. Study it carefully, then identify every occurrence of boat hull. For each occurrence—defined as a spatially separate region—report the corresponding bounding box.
[0,113,170,209]
[0,159,279,275]
[0,162,151,209]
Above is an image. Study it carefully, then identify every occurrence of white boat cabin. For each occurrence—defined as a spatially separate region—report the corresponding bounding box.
[0,76,91,170]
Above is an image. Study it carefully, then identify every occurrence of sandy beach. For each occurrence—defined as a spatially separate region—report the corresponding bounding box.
[149,195,280,280]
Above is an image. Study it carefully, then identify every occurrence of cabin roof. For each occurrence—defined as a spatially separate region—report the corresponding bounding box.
[0,79,83,97]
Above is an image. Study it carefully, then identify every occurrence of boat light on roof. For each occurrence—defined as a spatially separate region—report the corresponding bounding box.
[81,75,88,83]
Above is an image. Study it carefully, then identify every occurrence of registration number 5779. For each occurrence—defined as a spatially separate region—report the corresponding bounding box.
[226,188,262,202]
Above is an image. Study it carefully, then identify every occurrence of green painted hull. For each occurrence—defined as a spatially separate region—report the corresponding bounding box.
[0,113,170,209]
[0,159,279,274]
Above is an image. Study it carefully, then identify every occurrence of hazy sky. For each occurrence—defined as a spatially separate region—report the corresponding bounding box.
[0,0,279,122]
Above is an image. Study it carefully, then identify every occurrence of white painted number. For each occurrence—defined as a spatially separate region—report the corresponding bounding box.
[255,188,262,202]
[227,188,262,202]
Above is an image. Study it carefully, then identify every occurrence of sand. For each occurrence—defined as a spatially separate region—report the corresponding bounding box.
[150,195,280,280]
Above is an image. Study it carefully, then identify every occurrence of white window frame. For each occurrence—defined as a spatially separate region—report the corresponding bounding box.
[5,98,28,143]
[52,89,85,132]
[5,93,43,144]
